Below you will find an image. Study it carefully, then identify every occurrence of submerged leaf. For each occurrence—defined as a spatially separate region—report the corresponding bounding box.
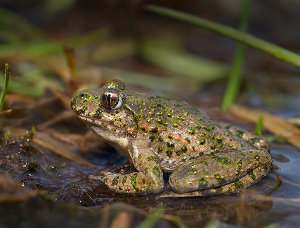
[230,105,300,149]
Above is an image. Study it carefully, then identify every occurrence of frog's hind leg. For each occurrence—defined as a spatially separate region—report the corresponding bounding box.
[162,164,269,198]
[169,149,271,194]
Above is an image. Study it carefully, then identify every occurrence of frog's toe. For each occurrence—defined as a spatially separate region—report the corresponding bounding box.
[228,125,269,150]
[89,171,113,182]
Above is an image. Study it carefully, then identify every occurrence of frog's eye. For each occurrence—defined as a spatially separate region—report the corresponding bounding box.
[101,90,122,110]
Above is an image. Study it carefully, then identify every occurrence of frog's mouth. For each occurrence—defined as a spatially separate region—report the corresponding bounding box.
[78,115,104,128]
[78,115,129,152]
[77,115,117,132]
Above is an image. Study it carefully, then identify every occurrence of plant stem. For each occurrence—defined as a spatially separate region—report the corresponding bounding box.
[222,0,250,111]
[146,5,300,68]
[0,64,10,111]
[255,113,264,136]
[137,208,165,228]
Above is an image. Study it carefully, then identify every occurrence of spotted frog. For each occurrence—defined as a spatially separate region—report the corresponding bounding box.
[71,80,272,196]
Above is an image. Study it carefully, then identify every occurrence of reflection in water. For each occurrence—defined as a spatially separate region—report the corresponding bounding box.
[1,135,300,227]
[111,145,300,227]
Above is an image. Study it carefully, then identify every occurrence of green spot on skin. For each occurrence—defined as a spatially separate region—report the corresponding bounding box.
[104,80,125,90]
[176,146,187,156]
[113,117,126,128]
[234,180,244,189]
[166,141,175,147]
[250,171,256,180]
[175,150,183,156]
[187,127,196,135]
[178,116,185,121]
[157,146,163,153]
[236,129,244,137]
[172,122,179,128]
[199,177,208,186]
[166,150,173,157]
[152,166,161,178]
[216,156,231,165]
[216,136,223,144]
[147,156,159,163]
[198,139,206,145]
[236,160,243,175]
[131,173,138,190]
[122,176,127,184]
[149,135,155,142]
[95,109,102,117]
[214,174,225,183]
[112,176,119,186]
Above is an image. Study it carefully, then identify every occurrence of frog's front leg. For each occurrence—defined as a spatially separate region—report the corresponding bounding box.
[97,137,164,194]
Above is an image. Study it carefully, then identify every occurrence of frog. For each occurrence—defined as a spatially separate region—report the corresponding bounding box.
[70,80,272,196]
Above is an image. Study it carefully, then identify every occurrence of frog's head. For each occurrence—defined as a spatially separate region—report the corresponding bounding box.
[71,80,137,145]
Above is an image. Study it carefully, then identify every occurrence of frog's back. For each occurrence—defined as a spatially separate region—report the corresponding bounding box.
[134,95,268,172]
[134,96,213,169]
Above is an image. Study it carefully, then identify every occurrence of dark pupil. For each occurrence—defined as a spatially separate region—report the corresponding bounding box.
[102,91,119,109]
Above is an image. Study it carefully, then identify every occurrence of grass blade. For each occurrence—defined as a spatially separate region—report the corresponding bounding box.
[142,38,228,82]
[222,0,250,111]
[0,63,10,111]
[230,105,300,149]
[255,113,264,136]
[137,208,164,228]
[146,5,300,68]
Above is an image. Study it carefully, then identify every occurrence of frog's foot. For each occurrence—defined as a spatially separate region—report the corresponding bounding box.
[225,125,269,150]
[96,171,163,194]
[169,149,272,193]
[92,137,165,194]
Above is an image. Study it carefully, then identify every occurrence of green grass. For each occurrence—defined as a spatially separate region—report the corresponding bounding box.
[222,0,250,111]
[255,113,264,136]
[204,220,221,228]
[141,37,229,82]
[137,208,165,228]
[146,5,300,68]
[0,64,10,111]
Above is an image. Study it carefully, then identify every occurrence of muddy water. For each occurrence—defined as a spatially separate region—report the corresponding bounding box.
[93,145,300,227]
[1,84,300,228]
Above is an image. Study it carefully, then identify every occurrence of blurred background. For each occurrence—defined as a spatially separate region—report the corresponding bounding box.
[1,0,300,109]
